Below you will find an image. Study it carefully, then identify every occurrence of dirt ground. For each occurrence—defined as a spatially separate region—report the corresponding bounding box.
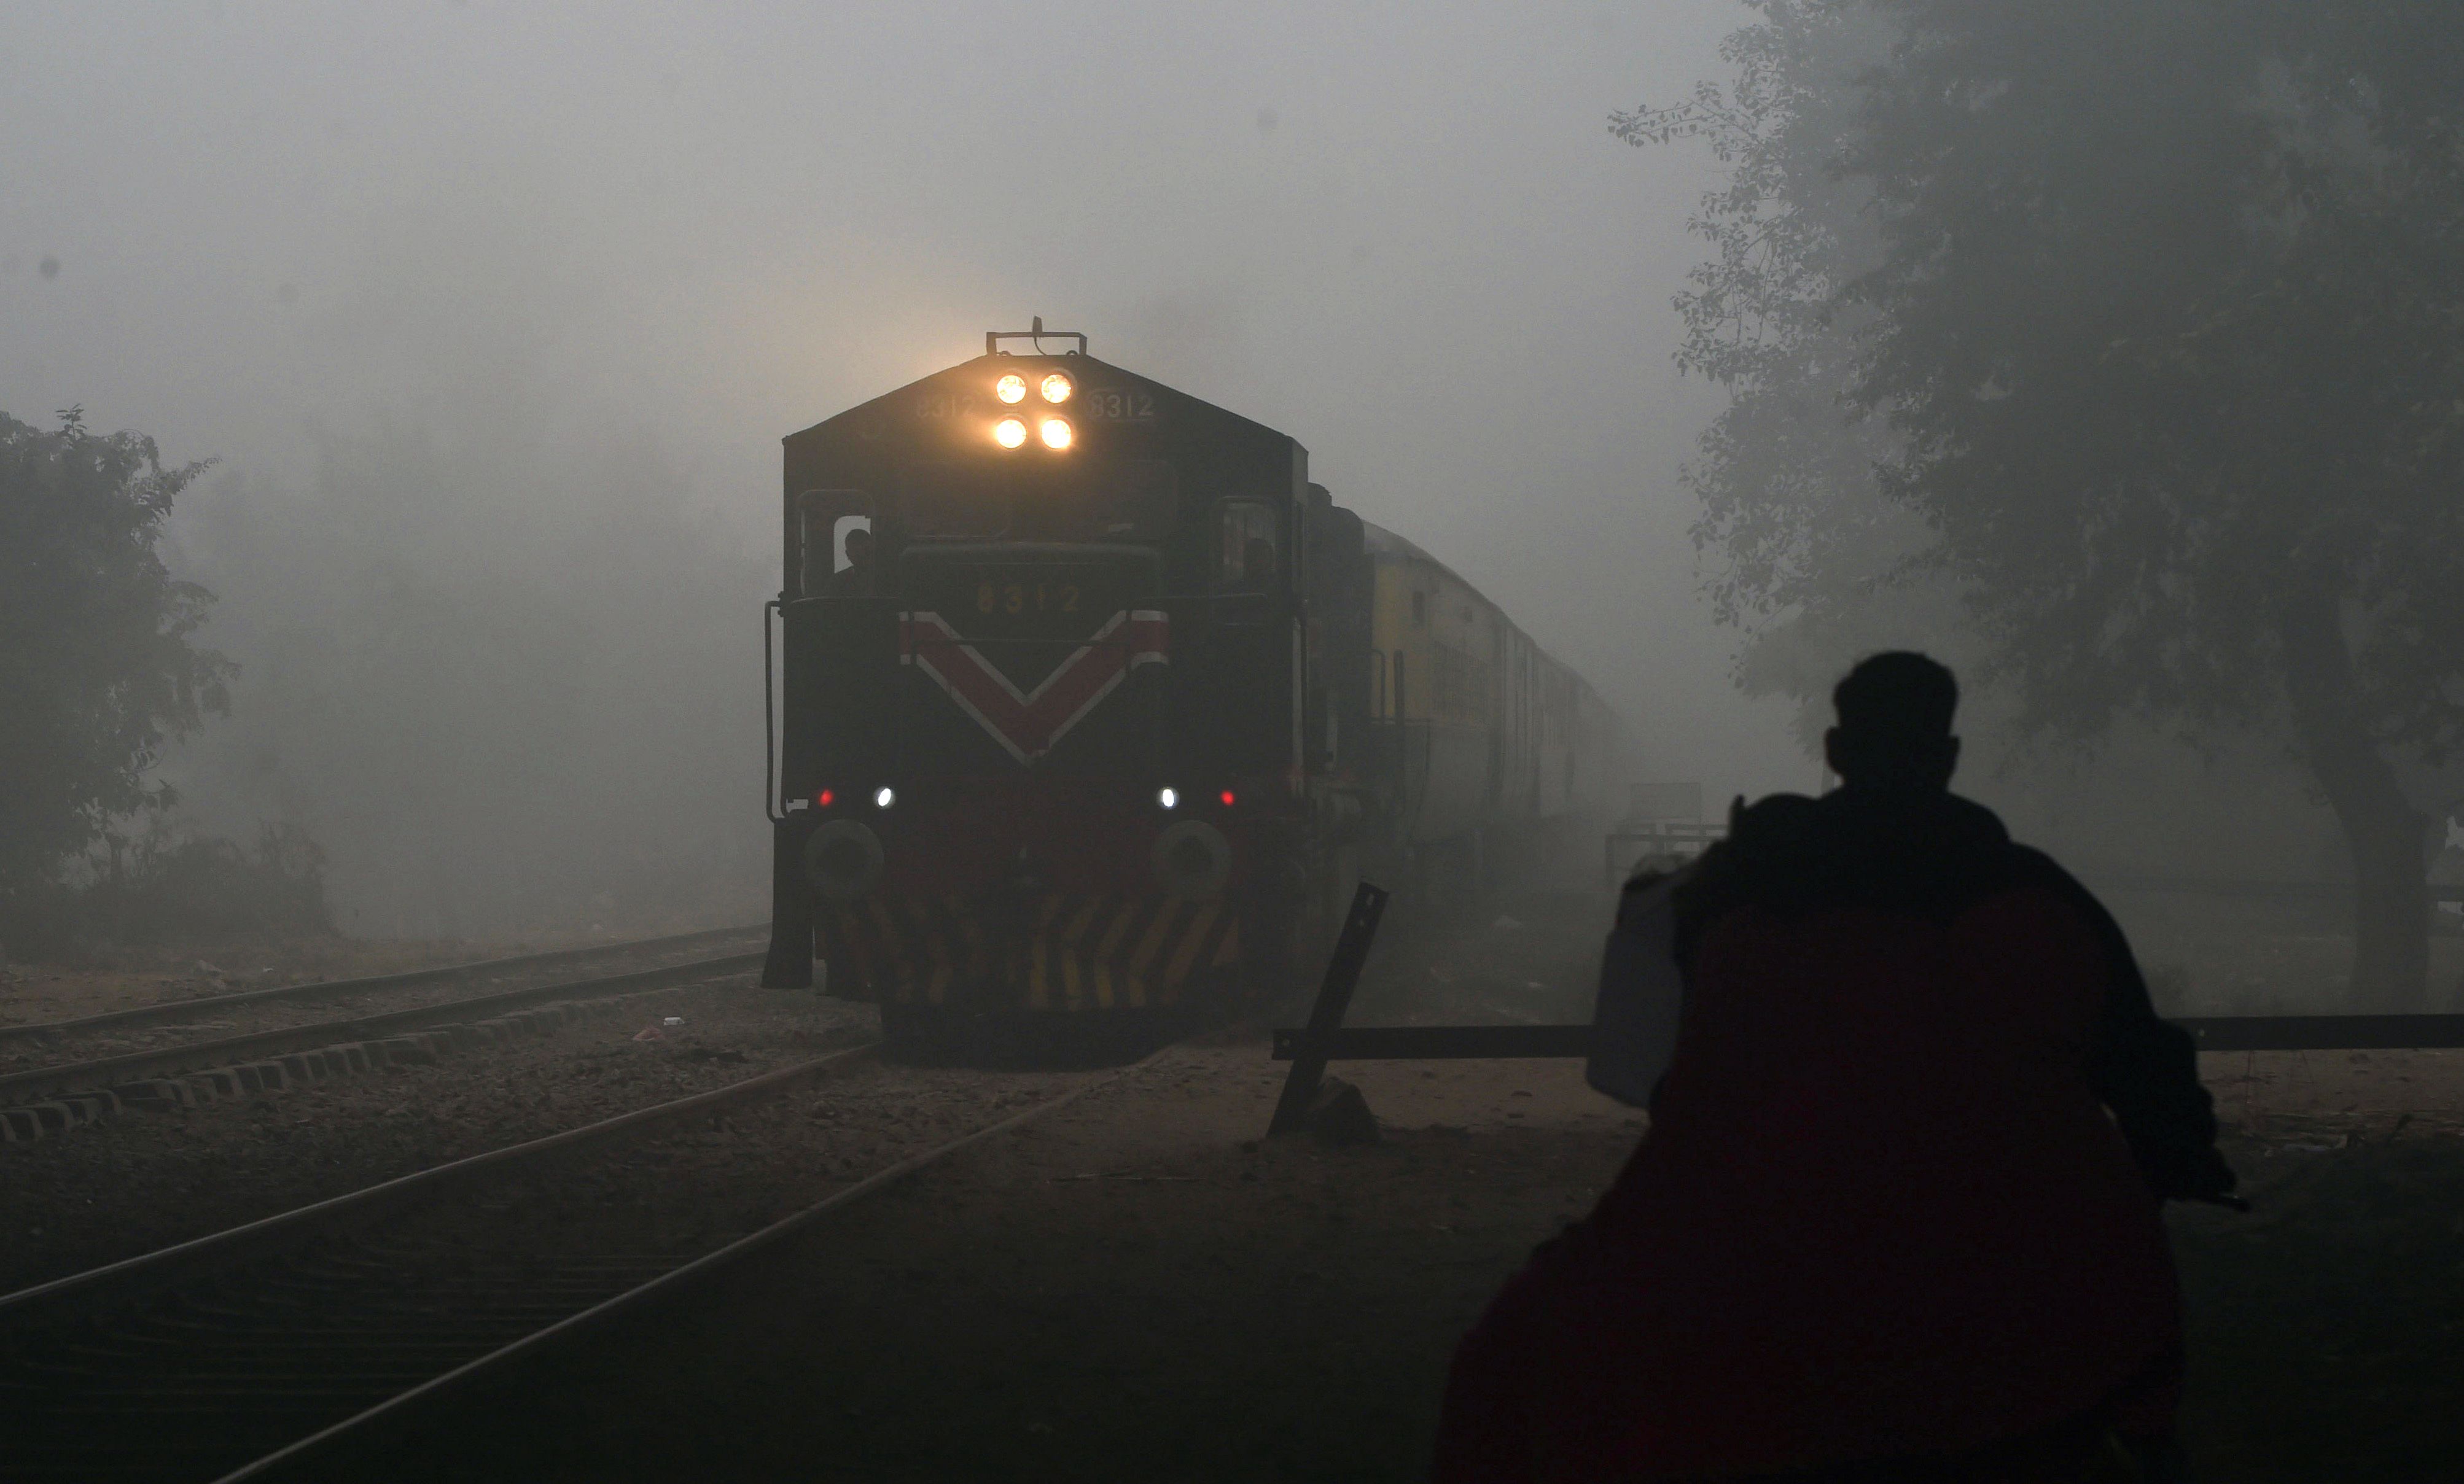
[2170,1134,2464,1483]
[346,1031,2463,1484]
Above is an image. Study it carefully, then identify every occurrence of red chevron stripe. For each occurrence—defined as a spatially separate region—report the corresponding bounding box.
[900,609,1168,763]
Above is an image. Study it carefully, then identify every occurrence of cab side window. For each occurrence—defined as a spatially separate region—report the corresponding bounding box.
[798,490,871,597]
[1217,500,1280,590]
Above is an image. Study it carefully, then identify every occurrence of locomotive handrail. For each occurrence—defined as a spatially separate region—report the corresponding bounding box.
[777,593,899,608]
[763,599,785,825]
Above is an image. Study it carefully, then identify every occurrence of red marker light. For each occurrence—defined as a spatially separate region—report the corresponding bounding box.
[1219,790,1237,807]
[816,788,835,807]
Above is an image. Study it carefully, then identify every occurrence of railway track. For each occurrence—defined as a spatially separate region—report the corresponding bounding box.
[0,950,764,1112]
[0,922,766,1052]
[0,1039,1135,1483]
[0,928,771,1124]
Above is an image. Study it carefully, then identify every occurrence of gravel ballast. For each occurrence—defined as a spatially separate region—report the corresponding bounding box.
[0,931,769,1073]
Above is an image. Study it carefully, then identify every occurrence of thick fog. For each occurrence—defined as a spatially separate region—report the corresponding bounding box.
[0,2,2365,938]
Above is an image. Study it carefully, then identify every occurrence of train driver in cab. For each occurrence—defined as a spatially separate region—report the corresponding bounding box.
[827,524,875,597]
[1239,535,1277,591]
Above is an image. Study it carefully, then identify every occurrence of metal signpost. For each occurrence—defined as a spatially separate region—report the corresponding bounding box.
[1266,882,1391,1138]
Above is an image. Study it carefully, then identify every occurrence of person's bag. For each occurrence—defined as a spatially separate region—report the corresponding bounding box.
[1585,869,1686,1108]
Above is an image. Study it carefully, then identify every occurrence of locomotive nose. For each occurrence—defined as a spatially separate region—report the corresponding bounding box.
[804,820,886,901]
[1151,820,1232,899]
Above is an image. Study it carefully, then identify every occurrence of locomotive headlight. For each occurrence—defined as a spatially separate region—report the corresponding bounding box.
[1157,787,1178,810]
[1039,416,1074,451]
[873,786,895,809]
[1039,372,1074,404]
[996,372,1027,404]
[993,416,1028,449]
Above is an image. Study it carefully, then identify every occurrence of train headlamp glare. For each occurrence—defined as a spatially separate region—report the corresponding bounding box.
[993,416,1028,449]
[996,373,1027,404]
[1157,787,1178,810]
[873,787,895,809]
[1039,417,1074,451]
[1039,373,1074,404]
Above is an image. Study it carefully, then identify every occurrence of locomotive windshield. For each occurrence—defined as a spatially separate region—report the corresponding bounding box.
[898,459,1175,544]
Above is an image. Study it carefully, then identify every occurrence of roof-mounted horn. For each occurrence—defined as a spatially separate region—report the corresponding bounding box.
[986,316,1088,356]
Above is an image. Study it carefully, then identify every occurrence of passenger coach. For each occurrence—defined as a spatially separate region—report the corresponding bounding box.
[762,322,1620,1036]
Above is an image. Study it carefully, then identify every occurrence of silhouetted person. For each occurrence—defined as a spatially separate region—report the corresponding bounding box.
[1435,651,2234,1484]
[827,526,875,596]
[1241,534,1276,589]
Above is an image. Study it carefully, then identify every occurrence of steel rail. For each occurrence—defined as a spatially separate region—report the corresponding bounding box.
[0,1037,1142,1483]
[216,1056,1145,1483]
[0,922,766,1048]
[0,952,765,1107]
[0,1043,879,1337]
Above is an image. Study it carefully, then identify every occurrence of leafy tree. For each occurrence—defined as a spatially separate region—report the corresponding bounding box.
[0,408,232,918]
[1630,1,2464,1008]
[1614,2,1922,737]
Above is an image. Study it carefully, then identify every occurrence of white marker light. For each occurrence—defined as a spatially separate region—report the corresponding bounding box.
[873,787,895,809]
[1039,416,1074,451]
[993,416,1028,449]
[1039,372,1074,404]
[996,373,1027,404]
[1157,787,1178,810]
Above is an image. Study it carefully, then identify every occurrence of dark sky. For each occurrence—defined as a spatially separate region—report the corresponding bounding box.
[1,1,1812,821]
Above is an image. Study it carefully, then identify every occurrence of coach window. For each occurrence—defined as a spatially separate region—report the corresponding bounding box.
[1217,500,1279,589]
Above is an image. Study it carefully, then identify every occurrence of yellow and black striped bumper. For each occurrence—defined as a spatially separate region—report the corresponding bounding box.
[821,893,1242,1011]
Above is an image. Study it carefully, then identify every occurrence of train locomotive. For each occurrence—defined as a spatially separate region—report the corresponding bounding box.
[760,322,1622,1034]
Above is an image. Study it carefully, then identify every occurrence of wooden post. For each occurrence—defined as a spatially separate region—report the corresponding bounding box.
[1267,881,1389,1137]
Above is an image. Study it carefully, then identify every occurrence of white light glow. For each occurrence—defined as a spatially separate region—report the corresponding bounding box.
[874,787,895,809]
[1157,787,1178,809]
[993,417,1027,449]
[1039,417,1073,451]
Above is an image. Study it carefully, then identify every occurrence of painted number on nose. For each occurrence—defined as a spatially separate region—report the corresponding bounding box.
[977,583,1082,616]
[1080,389,1155,422]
